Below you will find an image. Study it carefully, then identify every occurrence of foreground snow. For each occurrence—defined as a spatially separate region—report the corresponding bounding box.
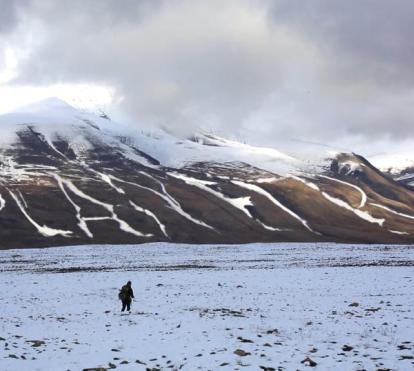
[0,243,413,371]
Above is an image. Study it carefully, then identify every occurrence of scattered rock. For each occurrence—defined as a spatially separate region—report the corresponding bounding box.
[260,367,276,371]
[8,354,19,359]
[234,349,251,357]
[219,362,229,366]
[266,329,279,335]
[301,357,317,367]
[342,345,354,352]
[108,362,117,369]
[120,360,129,364]
[83,369,107,371]
[349,302,359,307]
[400,355,414,360]
[237,336,254,343]
[365,307,381,312]
[26,340,45,347]
[136,359,146,365]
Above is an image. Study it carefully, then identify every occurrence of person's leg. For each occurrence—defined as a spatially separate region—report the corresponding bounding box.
[126,299,131,312]
[122,301,126,312]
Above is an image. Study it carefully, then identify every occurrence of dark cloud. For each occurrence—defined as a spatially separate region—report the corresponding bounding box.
[269,0,414,86]
[0,0,31,75]
[0,0,30,34]
[4,0,414,147]
[263,0,414,143]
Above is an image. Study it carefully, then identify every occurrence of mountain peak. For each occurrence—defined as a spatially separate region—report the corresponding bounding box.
[14,97,77,114]
[0,96,102,137]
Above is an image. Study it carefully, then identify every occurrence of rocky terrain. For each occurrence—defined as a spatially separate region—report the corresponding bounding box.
[1,98,414,248]
[1,243,413,370]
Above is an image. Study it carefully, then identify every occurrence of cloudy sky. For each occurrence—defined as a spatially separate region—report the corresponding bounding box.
[1,0,413,156]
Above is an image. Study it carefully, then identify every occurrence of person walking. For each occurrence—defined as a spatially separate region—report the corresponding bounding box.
[119,280,134,312]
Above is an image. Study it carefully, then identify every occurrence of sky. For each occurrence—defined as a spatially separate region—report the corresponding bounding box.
[0,0,413,157]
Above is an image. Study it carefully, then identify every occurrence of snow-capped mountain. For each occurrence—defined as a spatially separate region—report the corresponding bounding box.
[369,152,414,189]
[1,98,414,249]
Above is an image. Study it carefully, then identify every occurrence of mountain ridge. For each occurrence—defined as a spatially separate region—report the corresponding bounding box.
[1,98,414,249]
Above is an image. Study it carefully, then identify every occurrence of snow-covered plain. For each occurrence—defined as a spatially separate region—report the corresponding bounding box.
[1,243,413,371]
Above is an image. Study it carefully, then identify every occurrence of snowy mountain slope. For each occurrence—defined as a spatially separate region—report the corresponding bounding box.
[0,98,331,175]
[369,152,414,175]
[368,152,414,189]
[1,98,414,248]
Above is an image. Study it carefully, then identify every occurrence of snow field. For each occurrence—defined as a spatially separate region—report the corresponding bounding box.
[0,243,413,371]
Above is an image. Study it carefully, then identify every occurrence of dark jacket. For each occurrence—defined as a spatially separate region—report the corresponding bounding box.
[119,284,134,301]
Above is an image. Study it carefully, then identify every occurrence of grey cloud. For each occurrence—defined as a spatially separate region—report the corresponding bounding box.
[268,0,414,86]
[15,0,295,135]
[5,0,414,148]
[0,0,30,34]
[0,0,31,76]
